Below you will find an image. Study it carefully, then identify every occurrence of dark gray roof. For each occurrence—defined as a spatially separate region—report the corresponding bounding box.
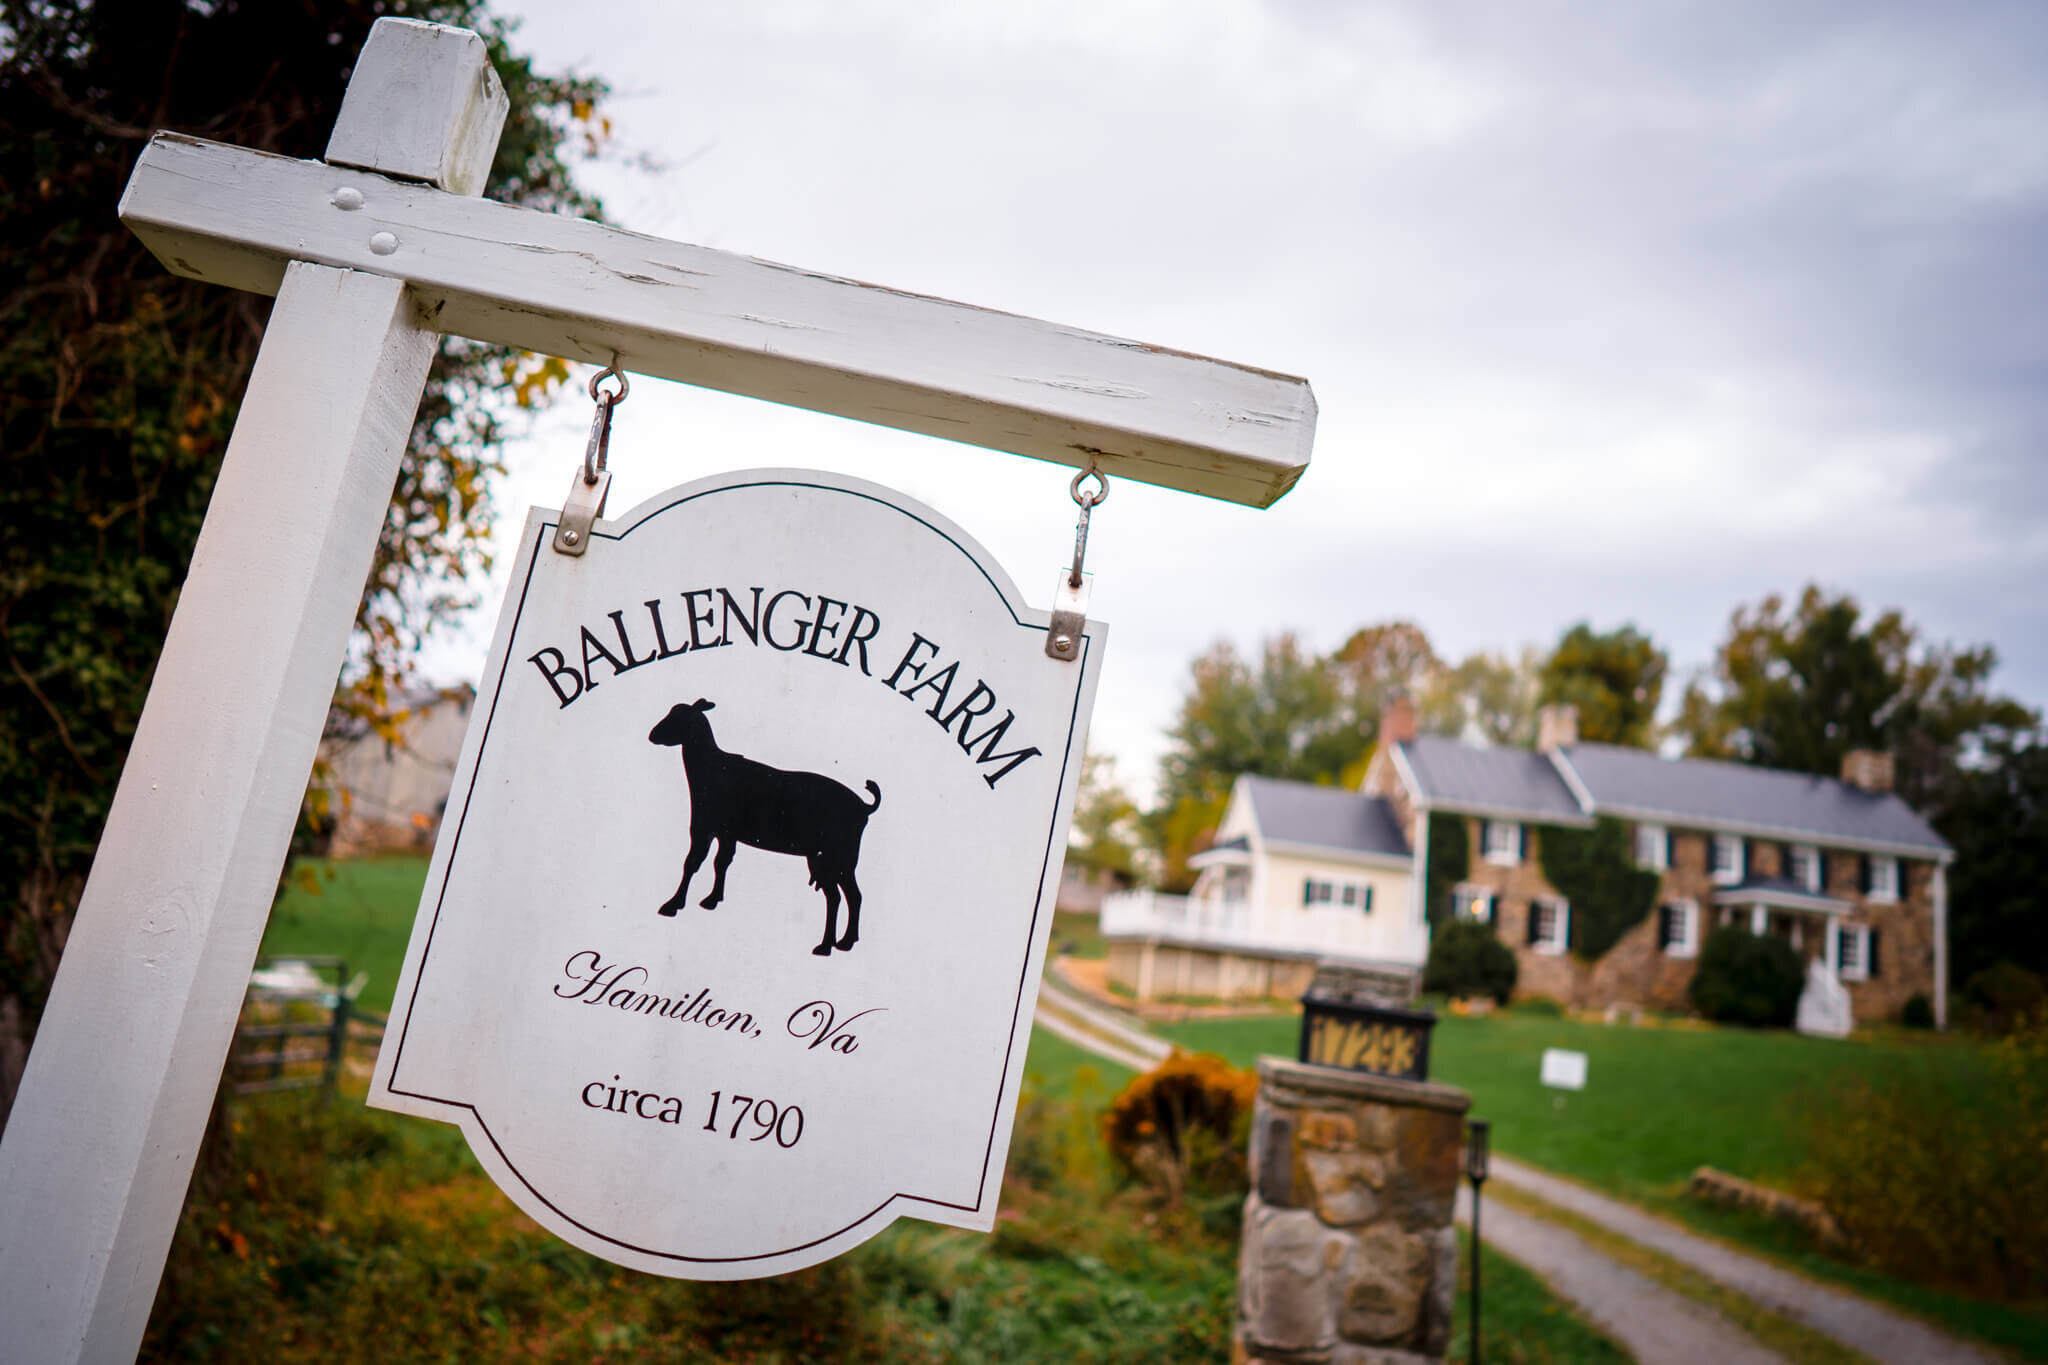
[1242,776,1411,859]
[1709,875,1849,907]
[1558,742,1949,855]
[1395,735,1588,823]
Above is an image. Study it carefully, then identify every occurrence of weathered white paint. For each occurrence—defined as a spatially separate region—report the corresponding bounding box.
[0,21,506,1362]
[370,469,1104,1279]
[324,17,508,196]
[0,262,439,1364]
[118,134,1317,508]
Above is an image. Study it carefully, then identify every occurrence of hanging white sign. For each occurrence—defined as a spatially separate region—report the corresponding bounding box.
[369,468,1106,1279]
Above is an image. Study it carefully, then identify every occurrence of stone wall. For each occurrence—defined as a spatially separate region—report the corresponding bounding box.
[1237,1058,1469,1365]
[1106,939,1319,1003]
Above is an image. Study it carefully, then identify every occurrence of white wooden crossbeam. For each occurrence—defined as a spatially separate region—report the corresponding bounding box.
[119,133,1316,507]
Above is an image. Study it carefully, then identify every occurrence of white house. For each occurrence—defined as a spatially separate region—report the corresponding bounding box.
[1101,774,1421,1002]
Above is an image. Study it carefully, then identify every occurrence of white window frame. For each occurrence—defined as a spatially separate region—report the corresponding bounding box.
[1788,843,1821,893]
[1711,833,1744,886]
[1660,899,1699,958]
[1452,886,1493,923]
[1837,924,1872,982]
[1867,855,1900,904]
[1482,820,1522,866]
[1635,822,1668,871]
[1530,898,1570,955]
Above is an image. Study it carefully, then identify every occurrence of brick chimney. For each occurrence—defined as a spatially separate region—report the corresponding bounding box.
[1381,691,1417,746]
[1841,749,1895,794]
[1537,703,1579,751]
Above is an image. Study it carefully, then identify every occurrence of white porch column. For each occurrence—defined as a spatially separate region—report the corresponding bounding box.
[1750,904,1768,936]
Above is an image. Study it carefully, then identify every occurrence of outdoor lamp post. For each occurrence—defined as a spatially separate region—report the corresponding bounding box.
[1466,1118,1491,1365]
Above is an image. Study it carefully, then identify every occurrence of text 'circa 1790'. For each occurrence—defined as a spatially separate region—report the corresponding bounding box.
[526,585,1044,789]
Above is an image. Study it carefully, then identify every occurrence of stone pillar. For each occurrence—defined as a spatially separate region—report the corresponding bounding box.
[1236,1057,1471,1365]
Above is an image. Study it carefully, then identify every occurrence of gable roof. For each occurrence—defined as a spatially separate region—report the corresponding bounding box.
[1241,775,1411,860]
[1393,734,1590,825]
[1556,742,1949,856]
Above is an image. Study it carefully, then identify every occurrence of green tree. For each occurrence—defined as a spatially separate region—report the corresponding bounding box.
[1539,623,1666,747]
[1149,634,1366,891]
[1424,646,1542,747]
[1936,732,2048,984]
[1678,587,2035,806]
[1067,752,1141,883]
[0,0,607,1127]
[1155,634,1364,812]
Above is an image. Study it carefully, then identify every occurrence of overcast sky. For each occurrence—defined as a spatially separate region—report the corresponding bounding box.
[428,0,2048,798]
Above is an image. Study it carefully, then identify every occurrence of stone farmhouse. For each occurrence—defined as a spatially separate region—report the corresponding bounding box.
[1104,697,1952,1031]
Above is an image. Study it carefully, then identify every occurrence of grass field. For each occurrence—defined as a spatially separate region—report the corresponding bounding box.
[1160,1005,1986,1196]
[220,858,1629,1362]
[261,856,432,1015]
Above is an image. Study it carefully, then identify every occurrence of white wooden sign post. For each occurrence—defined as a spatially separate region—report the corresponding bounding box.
[0,18,1314,1361]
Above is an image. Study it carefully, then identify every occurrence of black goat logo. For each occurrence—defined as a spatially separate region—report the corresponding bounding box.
[648,699,882,957]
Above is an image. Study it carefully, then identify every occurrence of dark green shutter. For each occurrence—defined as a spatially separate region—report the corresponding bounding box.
[1363,886,1374,913]
[1817,851,1831,891]
[1859,855,1872,895]
[1657,905,1673,950]
[1740,839,1751,880]
[1302,879,1314,907]
[1868,928,1882,977]
[1526,901,1541,945]
[1519,824,1530,860]
[1664,829,1675,868]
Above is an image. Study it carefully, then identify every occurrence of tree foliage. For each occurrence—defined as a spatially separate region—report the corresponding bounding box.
[1537,817,1660,959]
[1539,622,1666,747]
[1423,646,1542,747]
[1067,753,1141,883]
[1938,731,2048,984]
[1678,586,2036,807]
[0,0,607,1125]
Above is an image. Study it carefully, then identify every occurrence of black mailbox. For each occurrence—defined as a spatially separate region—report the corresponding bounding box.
[1298,961,1435,1083]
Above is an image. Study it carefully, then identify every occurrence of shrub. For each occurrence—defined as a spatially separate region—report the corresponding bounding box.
[1423,919,1518,1005]
[1962,961,2045,1036]
[1804,1019,2048,1300]
[1103,1051,1256,1206]
[1515,995,1565,1017]
[1688,928,1802,1028]
[1900,992,1935,1029]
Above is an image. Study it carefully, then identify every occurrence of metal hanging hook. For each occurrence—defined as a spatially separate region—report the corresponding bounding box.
[556,361,627,557]
[583,365,630,485]
[1067,460,1109,589]
[1048,459,1109,661]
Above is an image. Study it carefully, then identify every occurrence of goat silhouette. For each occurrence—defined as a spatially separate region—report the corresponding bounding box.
[648,699,882,956]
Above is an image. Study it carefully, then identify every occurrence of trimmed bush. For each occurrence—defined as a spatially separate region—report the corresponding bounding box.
[1423,919,1518,1005]
[1103,1051,1256,1206]
[1901,992,1935,1029]
[1688,927,1803,1028]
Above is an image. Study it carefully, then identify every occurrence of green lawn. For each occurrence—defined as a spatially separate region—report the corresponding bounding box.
[230,863,1626,1363]
[1160,1006,1986,1198]
[261,855,433,1015]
